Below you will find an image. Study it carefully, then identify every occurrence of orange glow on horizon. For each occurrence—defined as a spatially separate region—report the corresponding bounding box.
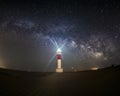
[91,67,98,70]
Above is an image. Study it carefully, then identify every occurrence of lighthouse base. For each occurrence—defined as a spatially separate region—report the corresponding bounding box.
[56,68,63,73]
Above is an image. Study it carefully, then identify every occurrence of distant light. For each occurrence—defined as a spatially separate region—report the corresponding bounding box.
[91,67,98,70]
[0,59,6,68]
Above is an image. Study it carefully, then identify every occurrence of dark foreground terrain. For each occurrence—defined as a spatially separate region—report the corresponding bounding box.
[0,66,120,96]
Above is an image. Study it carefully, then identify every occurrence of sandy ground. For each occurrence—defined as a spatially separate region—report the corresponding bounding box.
[0,67,120,96]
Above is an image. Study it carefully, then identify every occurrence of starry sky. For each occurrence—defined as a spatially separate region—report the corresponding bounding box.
[0,0,120,72]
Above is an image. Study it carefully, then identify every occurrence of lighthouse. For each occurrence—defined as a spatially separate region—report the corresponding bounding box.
[56,48,63,72]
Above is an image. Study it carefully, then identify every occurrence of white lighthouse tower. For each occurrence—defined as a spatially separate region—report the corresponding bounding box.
[56,48,63,72]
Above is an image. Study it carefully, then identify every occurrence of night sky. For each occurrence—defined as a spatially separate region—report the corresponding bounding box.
[0,0,120,72]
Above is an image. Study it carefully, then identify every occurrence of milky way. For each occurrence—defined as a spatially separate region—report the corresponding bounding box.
[0,0,120,71]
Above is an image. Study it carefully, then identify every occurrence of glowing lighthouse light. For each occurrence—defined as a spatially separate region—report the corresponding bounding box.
[56,48,63,73]
[57,48,61,53]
